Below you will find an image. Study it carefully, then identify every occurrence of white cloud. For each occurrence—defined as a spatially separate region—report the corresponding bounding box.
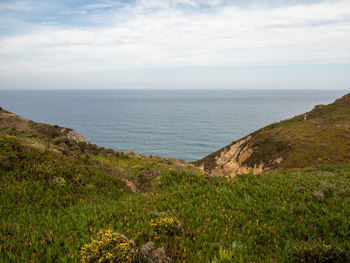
[0,1,34,11]
[0,0,350,74]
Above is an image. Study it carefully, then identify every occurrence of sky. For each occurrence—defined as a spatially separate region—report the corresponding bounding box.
[0,0,349,89]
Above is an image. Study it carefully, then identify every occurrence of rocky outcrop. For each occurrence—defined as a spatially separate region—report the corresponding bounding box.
[60,128,87,143]
[140,242,172,263]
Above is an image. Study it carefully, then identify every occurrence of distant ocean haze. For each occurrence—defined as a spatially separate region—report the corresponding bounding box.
[0,89,346,161]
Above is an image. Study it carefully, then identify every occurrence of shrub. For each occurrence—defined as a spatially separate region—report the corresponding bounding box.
[47,129,60,138]
[51,176,66,187]
[0,155,12,171]
[292,241,347,262]
[53,137,78,152]
[85,143,99,155]
[319,182,335,198]
[198,170,206,176]
[211,246,234,263]
[136,167,160,192]
[80,230,136,263]
[150,217,181,236]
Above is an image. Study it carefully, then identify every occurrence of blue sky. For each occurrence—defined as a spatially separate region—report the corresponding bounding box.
[0,0,349,89]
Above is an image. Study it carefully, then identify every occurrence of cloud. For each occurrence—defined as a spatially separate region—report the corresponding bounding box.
[0,0,349,74]
[0,1,34,11]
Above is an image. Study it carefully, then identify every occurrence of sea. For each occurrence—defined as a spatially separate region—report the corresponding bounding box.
[0,89,347,161]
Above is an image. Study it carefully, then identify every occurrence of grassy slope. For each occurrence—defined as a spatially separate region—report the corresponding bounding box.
[1,127,350,262]
[195,93,350,174]
[0,108,83,141]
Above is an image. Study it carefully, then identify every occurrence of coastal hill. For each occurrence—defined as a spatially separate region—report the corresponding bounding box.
[0,107,87,143]
[194,93,350,177]
[0,97,349,262]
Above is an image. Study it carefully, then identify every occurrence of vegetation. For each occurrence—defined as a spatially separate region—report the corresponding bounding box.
[1,94,350,262]
[292,241,347,263]
[0,126,349,262]
[80,230,136,263]
[150,217,181,237]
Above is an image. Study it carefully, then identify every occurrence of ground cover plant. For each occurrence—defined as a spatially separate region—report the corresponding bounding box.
[0,127,349,262]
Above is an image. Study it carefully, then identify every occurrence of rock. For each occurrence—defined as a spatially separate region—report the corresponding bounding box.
[65,130,87,143]
[140,242,155,257]
[151,248,170,263]
[140,242,171,263]
[313,190,325,199]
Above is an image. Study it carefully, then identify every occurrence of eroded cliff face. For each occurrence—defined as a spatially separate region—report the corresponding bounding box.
[0,108,87,144]
[197,136,266,177]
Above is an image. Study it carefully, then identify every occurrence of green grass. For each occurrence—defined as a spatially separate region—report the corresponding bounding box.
[1,128,349,262]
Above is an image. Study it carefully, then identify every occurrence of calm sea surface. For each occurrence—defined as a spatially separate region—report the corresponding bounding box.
[0,89,347,161]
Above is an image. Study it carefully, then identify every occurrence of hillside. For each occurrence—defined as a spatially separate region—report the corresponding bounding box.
[0,107,87,143]
[195,93,350,177]
[0,105,350,262]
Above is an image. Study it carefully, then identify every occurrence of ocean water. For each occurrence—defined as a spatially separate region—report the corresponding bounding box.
[0,89,347,161]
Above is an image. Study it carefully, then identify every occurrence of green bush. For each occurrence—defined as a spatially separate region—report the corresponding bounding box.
[47,129,60,138]
[80,230,136,263]
[51,176,66,187]
[150,217,181,236]
[292,241,347,262]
